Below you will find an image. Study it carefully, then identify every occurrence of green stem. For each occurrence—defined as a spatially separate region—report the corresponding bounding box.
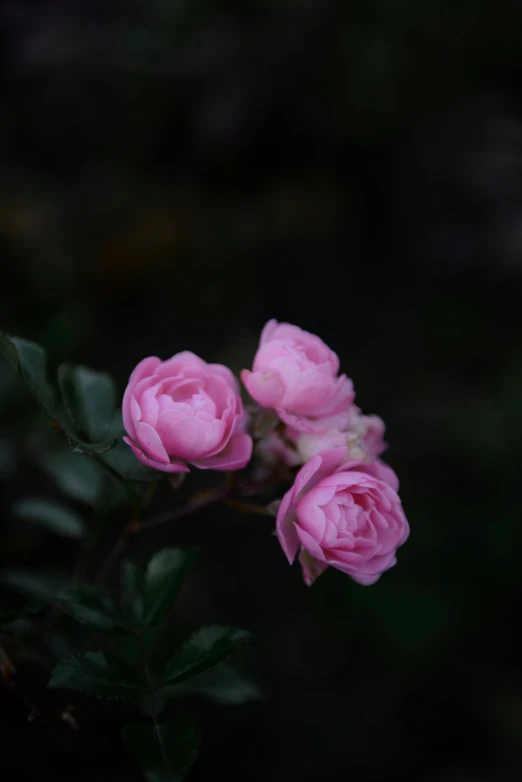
[224,499,275,517]
[94,535,128,588]
[142,658,167,766]
[73,509,106,582]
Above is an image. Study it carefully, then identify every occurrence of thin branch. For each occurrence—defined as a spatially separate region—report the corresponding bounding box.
[92,474,282,587]
[0,644,16,678]
[139,485,231,532]
[224,499,275,517]
[94,534,129,588]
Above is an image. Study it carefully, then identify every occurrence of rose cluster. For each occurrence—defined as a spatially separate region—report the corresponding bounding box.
[123,320,409,586]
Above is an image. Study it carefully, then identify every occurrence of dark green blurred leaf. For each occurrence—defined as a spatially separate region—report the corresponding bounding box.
[58,363,116,443]
[122,716,200,782]
[49,651,145,701]
[143,549,197,628]
[162,626,253,686]
[100,439,160,483]
[109,634,142,667]
[41,450,105,506]
[44,631,75,661]
[0,439,16,480]
[54,584,128,634]
[12,497,85,539]
[165,663,262,705]
[0,618,34,638]
[0,333,56,417]
[0,568,72,604]
[68,437,118,455]
[0,609,35,637]
[0,609,23,626]
[121,559,145,625]
[110,627,162,667]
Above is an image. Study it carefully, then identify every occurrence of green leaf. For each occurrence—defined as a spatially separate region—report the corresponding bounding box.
[162,626,253,687]
[143,549,197,628]
[110,627,162,667]
[0,568,72,604]
[49,651,145,701]
[0,618,34,638]
[164,663,262,706]
[12,497,85,539]
[122,716,200,782]
[100,439,160,483]
[0,609,24,626]
[0,333,56,417]
[58,363,117,443]
[54,584,128,634]
[68,437,117,455]
[121,559,145,625]
[0,439,16,480]
[41,450,105,506]
[0,609,35,637]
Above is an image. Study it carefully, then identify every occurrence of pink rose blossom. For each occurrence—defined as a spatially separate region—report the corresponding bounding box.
[123,352,252,473]
[295,408,386,464]
[241,320,354,433]
[276,448,409,586]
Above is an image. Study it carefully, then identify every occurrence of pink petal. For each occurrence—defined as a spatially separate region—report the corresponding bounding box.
[191,433,253,471]
[153,351,207,379]
[157,394,177,416]
[203,375,235,415]
[259,319,279,345]
[277,408,351,434]
[135,421,170,464]
[131,376,159,404]
[293,455,322,500]
[208,363,240,393]
[127,357,161,387]
[138,384,160,427]
[295,493,327,540]
[355,460,400,492]
[321,375,355,416]
[295,525,326,562]
[122,391,140,440]
[159,414,221,460]
[349,572,382,586]
[282,369,334,414]
[275,489,300,564]
[123,436,189,474]
[298,549,329,586]
[240,369,285,408]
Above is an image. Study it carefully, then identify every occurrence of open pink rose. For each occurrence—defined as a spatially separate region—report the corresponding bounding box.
[276,448,409,585]
[123,352,252,473]
[241,320,354,433]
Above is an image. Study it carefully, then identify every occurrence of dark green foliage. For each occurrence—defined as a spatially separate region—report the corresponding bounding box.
[12,497,85,538]
[0,333,56,417]
[53,584,129,634]
[122,717,200,782]
[163,626,254,686]
[0,333,158,481]
[142,549,197,628]
[165,663,262,706]
[49,652,146,702]
[39,550,253,781]
[58,363,118,443]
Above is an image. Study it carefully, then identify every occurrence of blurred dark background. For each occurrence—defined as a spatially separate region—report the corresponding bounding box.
[2,1,522,780]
